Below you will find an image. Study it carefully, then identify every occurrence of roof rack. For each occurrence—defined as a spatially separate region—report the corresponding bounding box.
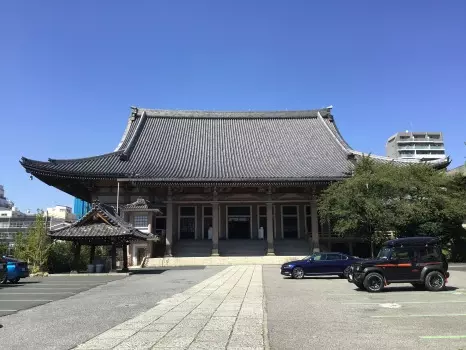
[384,236,440,247]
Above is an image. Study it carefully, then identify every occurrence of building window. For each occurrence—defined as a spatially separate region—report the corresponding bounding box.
[203,206,212,217]
[305,205,312,235]
[259,206,266,216]
[257,205,269,239]
[154,207,166,235]
[305,205,330,236]
[180,206,195,216]
[227,207,250,216]
[179,206,196,239]
[133,215,148,227]
[203,206,212,239]
[282,205,298,239]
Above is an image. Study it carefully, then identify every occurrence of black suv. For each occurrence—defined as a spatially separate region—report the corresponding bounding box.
[348,237,449,292]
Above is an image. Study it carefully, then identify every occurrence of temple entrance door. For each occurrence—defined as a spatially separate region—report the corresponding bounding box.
[228,217,251,239]
[179,207,196,239]
[282,206,299,239]
[227,206,251,239]
[179,217,195,239]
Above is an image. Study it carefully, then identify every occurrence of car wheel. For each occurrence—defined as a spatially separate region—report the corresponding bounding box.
[292,267,304,279]
[363,272,384,293]
[9,278,20,284]
[0,275,7,284]
[354,282,365,290]
[342,266,352,279]
[424,271,445,292]
[411,282,425,290]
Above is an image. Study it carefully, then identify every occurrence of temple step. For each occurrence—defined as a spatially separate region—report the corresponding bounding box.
[174,240,212,257]
[219,240,267,256]
[274,239,310,256]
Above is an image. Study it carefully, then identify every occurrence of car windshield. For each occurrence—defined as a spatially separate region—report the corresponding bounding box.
[377,247,392,260]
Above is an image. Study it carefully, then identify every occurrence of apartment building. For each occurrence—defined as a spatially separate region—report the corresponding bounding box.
[386,131,446,160]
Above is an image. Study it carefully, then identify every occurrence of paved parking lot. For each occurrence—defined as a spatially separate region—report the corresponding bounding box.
[264,266,466,350]
[0,266,225,350]
[0,276,126,317]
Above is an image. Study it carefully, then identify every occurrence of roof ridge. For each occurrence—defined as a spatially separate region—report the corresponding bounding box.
[316,111,351,155]
[134,108,333,119]
[114,109,137,151]
[120,111,147,161]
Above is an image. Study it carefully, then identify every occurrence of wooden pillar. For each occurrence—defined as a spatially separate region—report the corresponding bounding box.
[310,194,320,252]
[122,243,128,272]
[72,242,81,273]
[165,188,173,257]
[266,187,275,255]
[110,243,117,271]
[211,188,219,256]
[89,245,96,264]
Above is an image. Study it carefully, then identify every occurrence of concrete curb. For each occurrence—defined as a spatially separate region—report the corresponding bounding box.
[145,256,304,267]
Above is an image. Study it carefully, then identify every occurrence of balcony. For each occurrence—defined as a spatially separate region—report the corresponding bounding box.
[397,139,444,143]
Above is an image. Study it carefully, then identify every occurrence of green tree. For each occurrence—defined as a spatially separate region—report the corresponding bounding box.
[25,212,52,273]
[318,156,466,259]
[0,242,9,255]
[13,231,29,261]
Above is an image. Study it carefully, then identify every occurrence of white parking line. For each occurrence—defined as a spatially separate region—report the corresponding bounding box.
[331,292,455,296]
[19,281,106,286]
[0,292,76,295]
[420,335,466,339]
[3,287,87,290]
[371,313,466,318]
[0,300,53,302]
[343,300,466,305]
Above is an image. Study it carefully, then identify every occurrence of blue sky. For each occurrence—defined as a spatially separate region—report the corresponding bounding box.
[1,1,465,212]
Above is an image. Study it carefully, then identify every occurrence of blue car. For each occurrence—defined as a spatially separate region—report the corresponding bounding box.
[2,257,29,284]
[281,252,361,279]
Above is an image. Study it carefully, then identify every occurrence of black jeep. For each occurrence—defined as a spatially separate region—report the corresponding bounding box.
[348,237,449,292]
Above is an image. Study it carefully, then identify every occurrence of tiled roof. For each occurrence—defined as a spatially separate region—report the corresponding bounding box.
[121,197,164,213]
[49,201,153,241]
[21,107,450,185]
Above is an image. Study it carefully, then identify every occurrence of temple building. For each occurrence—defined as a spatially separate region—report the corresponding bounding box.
[21,107,449,264]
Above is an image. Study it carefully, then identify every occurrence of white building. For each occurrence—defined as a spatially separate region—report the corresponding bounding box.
[0,207,28,218]
[46,205,76,222]
[0,185,27,218]
[386,131,447,161]
[0,185,13,209]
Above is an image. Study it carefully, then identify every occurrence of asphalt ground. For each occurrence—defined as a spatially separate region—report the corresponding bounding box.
[264,266,466,350]
[0,275,125,317]
[0,266,225,350]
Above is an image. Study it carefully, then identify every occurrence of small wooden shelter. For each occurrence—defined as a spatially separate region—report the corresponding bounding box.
[48,200,157,272]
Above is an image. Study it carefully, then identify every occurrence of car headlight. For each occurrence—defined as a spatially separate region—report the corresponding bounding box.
[283,264,293,269]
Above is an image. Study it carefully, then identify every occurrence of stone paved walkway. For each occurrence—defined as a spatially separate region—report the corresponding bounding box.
[75,265,264,350]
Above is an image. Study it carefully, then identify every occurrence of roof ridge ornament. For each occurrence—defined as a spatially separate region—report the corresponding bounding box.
[120,111,147,161]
